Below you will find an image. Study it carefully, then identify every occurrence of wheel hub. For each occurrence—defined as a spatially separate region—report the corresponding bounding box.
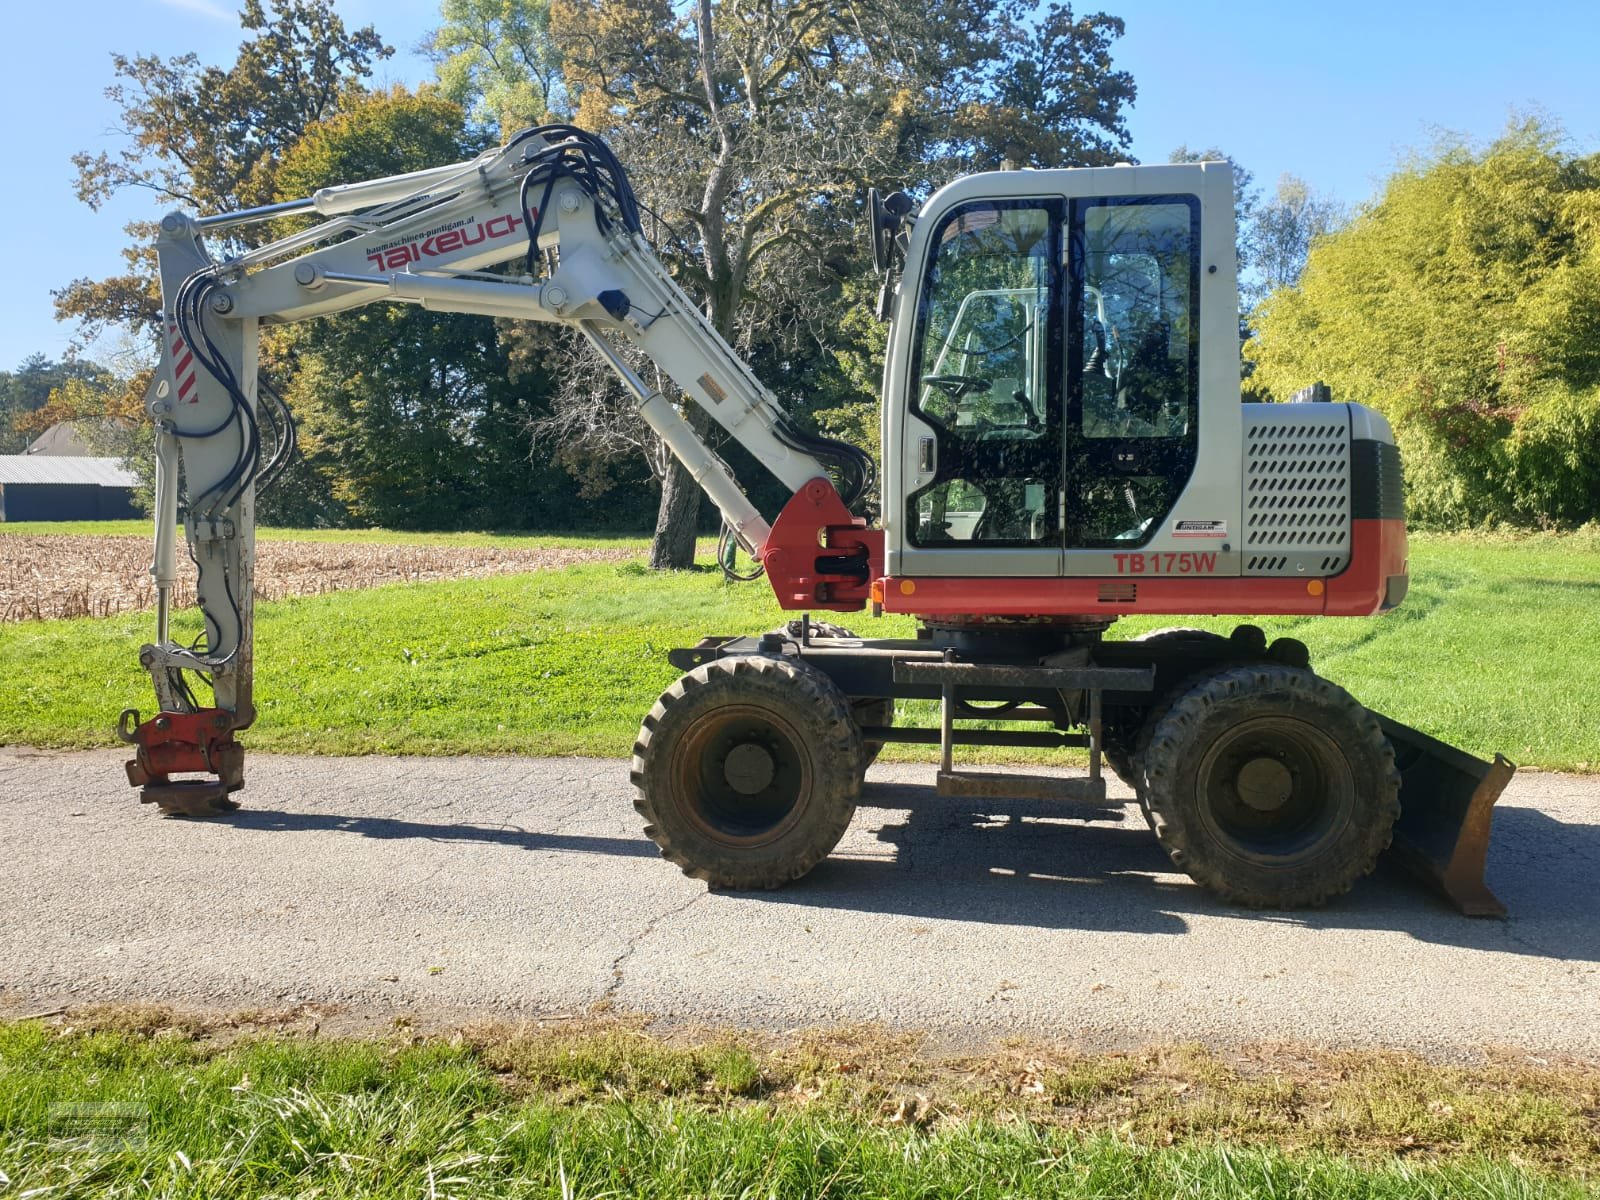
[1194,715,1354,862]
[1236,756,1293,812]
[723,742,777,795]
[673,704,811,843]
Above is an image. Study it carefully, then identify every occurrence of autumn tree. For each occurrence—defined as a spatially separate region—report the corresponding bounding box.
[46,0,396,521]
[896,1,1136,179]
[0,355,116,454]
[271,88,582,529]
[57,0,392,349]
[447,0,1137,566]
[1246,119,1600,527]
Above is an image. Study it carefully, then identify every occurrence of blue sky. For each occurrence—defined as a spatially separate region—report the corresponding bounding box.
[3,0,1598,371]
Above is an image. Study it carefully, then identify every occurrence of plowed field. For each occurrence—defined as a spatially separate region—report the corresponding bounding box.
[0,535,636,622]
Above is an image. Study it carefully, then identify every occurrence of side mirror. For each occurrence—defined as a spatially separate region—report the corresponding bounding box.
[867,187,914,276]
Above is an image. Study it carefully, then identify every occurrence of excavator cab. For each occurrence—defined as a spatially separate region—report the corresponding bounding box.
[879,168,1228,581]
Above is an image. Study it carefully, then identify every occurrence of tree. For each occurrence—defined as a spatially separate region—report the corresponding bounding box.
[0,355,115,453]
[1250,174,1346,301]
[475,0,1138,566]
[271,88,576,529]
[1246,118,1600,527]
[71,0,390,217]
[56,0,392,348]
[885,1,1136,182]
[51,0,396,523]
[11,364,156,509]
[428,0,564,132]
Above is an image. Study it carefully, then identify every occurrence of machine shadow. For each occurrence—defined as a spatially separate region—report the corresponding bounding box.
[227,809,659,859]
[763,781,1192,936]
[758,781,1600,961]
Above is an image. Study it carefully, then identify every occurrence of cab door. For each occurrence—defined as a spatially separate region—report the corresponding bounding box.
[898,199,1065,577]
[1064,196,1201,559]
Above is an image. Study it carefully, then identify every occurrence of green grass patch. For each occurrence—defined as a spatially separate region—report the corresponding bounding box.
[1,1012,1596,1197]
[1,531,1596,768]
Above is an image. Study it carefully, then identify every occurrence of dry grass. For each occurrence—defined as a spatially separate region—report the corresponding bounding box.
[10,1003,1600,1171]
[459,1021,1600,1169]
[0,534,636,622]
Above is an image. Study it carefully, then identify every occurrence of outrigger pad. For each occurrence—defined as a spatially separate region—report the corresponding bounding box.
[1378,714,1515,918]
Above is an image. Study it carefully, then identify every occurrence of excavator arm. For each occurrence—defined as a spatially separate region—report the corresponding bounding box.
[120,125,880,813]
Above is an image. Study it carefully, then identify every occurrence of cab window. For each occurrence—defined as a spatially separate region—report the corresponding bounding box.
[1079,201,1197,441]
[909,202,1061,547]
[1068,196,1201,549]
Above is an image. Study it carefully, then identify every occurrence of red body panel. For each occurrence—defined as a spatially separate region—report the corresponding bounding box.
[761,476,1408,622]
[879,518,1409,620]
[761,478,883,612]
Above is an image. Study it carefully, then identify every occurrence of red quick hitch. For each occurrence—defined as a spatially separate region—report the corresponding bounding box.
[116,707,245,817]
[761,477,885,612]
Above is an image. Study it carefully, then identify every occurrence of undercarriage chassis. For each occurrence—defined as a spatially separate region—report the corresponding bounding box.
[653,619,1511,915]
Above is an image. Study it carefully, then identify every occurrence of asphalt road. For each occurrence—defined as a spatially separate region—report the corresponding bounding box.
[2,747,1596,1056]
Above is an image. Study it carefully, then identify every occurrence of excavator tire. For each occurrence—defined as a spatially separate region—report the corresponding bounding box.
[632,655,862,889]
[1141,664,1400,909]
[1102,627,1234,810]
[771,620,893,771]
[1128,689,1189,831]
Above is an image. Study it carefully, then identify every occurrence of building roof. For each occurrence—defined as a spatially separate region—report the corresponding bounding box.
[0,456,137,487]
[24,420,99,456]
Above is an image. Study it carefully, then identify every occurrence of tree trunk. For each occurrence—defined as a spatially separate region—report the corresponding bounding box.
[649,6,726,573]
[648,405,709,569]
[649,452,703,569]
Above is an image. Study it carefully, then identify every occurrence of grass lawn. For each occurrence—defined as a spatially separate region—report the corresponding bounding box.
[0,531,1596,769]
[2,1010,1596,1198]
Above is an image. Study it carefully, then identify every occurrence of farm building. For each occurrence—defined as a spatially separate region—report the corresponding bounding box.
[0,455,139,522]
[22,419,104,457]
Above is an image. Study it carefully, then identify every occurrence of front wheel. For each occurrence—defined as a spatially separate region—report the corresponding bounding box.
[631,656,862,889]
[770,620,890,773]
[1141,665,1399,908]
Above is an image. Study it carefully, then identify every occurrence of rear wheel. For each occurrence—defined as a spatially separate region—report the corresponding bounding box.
[1102,628,1233,819]
[632,655,862,889]
[1141,665,1399,908]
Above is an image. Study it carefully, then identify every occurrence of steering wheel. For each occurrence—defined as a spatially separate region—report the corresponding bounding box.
[1013,389,1040,432]
[921,374,992,399]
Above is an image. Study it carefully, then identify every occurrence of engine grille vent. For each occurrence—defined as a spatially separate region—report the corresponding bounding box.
[1242,410,1352,577]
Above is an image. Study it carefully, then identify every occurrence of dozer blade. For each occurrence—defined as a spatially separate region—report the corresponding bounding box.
[1376,714,1515,918]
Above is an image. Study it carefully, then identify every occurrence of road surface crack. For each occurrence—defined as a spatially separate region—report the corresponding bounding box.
[604,891,705,1001]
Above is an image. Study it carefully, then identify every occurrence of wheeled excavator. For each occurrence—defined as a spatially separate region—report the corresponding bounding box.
[118,125,1513,914]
